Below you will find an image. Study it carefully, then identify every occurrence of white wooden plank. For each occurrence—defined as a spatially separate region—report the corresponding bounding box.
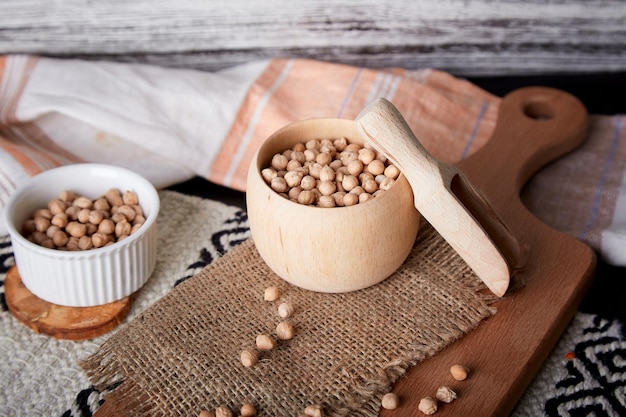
[0,0,624,75]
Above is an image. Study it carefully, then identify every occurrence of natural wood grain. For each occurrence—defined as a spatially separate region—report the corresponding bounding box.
[246,118,420,293]
[378,87,595,416]
[0,0,624,75]
[5,266,132,340]
[357,98,518,297]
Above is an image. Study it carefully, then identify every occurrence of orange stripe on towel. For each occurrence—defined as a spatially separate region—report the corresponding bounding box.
[208,59,291,189]
[0,56,6,84]
[0,135,47,176]
[209,59,378,190]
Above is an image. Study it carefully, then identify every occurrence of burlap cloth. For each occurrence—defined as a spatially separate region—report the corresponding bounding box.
[82,220,498,417]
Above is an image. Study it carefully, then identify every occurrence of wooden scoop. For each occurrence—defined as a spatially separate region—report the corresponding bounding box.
[356,98,520,297]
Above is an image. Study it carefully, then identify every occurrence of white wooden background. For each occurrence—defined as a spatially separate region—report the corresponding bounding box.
[0,0,624,76]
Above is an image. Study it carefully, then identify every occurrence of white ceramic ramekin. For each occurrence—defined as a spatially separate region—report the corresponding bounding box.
[3,163,159,307]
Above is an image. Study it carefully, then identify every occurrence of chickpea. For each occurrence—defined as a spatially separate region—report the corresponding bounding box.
[65,205,80,221]
[122,190,139,205]
[379,177,396,191]
[347,159,364,176]
[366,159,386,176]
[270,177,288,193]
[51,213,68,228]
[46,225,61,238]
[308,163,322,179]
[329,159,343,171]
[271,153,288,170]
[255,334,276,351]
[98,219,116,235]
[58,190,78,203]
[288,186,303,201]
[77,208,91,224]
[260,138,400,208]
[276,321,295,340]
[105,188,123,207]
[297,190,315,205]
[20,188,144,250]
[240,403,257,417]
[319,165,335,182]
[291,150,306,164]
[344,143,361,152]
[304,404,323,417]
[450,364,470,380]
[34,216,51,233]
[52,230,69,247]
[381,393,400,410]
[88,210,106,225]
[215,406,233,417]
[358,148,376,165]
[115,220,132,238]
[305,139,319,149]
[264,286,280,301]
[91,232,110,248]
[333,137,348,151]
[111,212,127,224]
[300,175,316,191]
[362,178,379,193]
[277,302,295,318]
[359,193,373,203]
[282,170,302,188]
[318,180,336,196]
[435,386,457,403]
[78,235,94,250]
[286,159,302,172]
[304,148,318,162]
[66,221,86,238]
[341,175,359,192]
[93,197,111,211]
[316,152,333,166]
[343,193,359,207]
[66,236,80,251]
[73,196,93,209]
[33,208,52,220]
[418,397,437,415]
[240,349,259,367]
[48,199,67,215]
[340,151,358,166]
[317,195,336,208]
[384,164,401,179]
[332,191,346,207]
[132,205,144,217]
[261,168,277,183]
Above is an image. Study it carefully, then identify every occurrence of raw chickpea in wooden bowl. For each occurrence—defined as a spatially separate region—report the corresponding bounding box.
[246,118,420,293]
[3,164,159,307]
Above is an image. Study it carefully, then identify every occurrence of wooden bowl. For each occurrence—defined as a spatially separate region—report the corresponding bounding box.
[246,118,420,293]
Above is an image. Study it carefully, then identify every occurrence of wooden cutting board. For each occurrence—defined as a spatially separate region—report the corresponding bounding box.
[380,87,596,416]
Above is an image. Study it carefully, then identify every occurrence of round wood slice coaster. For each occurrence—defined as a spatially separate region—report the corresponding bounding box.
[5,265,133,340]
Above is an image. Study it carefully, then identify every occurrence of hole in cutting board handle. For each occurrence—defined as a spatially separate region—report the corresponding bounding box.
[523,99,555,120]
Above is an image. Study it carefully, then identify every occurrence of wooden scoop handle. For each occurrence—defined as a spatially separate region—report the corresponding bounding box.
[356,98,516,297]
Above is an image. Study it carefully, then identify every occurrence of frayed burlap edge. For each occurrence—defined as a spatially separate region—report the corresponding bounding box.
[82,222,499,417]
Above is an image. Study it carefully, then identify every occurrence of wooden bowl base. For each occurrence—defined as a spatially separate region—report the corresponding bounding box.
[4,265,132,340]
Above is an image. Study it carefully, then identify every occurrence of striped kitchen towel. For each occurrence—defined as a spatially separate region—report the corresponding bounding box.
[1,55,624,265]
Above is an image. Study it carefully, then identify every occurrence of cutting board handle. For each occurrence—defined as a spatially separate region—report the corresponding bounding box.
[457,87,589,200]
